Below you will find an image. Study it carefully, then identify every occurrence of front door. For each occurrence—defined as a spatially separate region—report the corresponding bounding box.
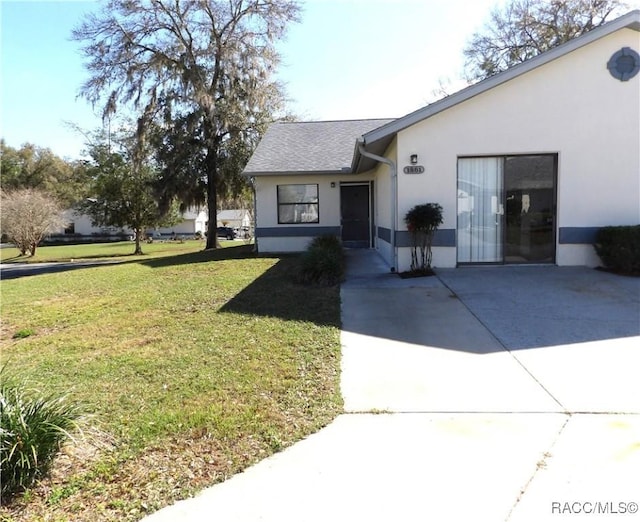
[341,184,370,248]
[457,155,556,264]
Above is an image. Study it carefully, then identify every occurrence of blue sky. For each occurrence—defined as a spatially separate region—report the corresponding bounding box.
[2,0,637,160]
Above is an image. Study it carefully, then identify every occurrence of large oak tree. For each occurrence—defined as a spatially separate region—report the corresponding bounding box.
[73,0,300,248]
[464,0,628,81]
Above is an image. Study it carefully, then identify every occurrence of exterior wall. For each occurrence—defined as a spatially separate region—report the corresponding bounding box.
[217,210,251,229]
[57,210,131,237]
[393,28,639,270]
[255,174,343,252]
[55,209,207,239]
[372,138,397,268]
[255,172,383,253]
[156,209,207,236]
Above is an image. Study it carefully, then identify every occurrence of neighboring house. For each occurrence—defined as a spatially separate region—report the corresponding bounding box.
[54,207,208,240]
[243,11,640,271]
[217,209,252,230]
[60,209,129,238]
[154,207,208,237]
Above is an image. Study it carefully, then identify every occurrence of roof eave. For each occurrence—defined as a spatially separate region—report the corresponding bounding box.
[243,168,353,177]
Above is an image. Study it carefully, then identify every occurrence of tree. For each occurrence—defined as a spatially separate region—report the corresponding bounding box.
[0,189,68,256]
[464,0,628,81]
[0,141,90,207]
[80,123,179,255]
[73,0,300,249]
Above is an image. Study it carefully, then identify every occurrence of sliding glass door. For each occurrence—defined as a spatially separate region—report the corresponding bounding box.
[457,155,556,264]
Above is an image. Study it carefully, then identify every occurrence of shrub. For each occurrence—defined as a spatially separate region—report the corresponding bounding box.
[297,235,344,286]
[404,203,444,271]
[594,225,640,275]
[0,370,82,502]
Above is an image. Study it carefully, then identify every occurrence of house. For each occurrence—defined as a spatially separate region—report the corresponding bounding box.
[243,10,640,271]
[53,207,208,242]
[154,207,208,237]
[217,209,252,231]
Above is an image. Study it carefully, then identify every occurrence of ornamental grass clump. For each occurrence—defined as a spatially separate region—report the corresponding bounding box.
[297,235,344,286]
[0,369,83,502]
[404,203,443,273]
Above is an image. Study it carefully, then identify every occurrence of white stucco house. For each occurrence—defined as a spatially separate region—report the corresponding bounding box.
[243,11,640,271]
[217,209,252,230]
[56,207,208,240]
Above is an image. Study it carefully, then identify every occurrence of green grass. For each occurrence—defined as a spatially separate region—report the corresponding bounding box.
[0,239,228,263]
[0,243,342,521]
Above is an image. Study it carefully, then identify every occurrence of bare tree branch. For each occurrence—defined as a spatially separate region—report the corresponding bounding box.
[464,0,628,82]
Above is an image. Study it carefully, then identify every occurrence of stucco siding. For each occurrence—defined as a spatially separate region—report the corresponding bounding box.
[393,28,639,269]
[372,138,397,264]
[255,173,372,252]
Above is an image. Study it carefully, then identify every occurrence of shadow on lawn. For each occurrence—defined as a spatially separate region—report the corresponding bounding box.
[220,258,341,328]
[140,244,256,269]
[142,245,340,327]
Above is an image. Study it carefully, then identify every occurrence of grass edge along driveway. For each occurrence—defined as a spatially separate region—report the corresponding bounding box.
[0,243,343,521]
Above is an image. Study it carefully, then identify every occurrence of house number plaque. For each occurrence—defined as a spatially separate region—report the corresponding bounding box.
[403,165,425,174]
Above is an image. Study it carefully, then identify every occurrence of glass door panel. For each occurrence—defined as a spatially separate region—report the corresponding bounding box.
[457,158,504,263]
[504,156,556,263]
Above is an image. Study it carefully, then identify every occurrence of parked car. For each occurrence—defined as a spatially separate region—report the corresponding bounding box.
[217,227,236,240]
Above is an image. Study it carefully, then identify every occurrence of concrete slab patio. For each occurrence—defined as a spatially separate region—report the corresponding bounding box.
[144,249,640,522]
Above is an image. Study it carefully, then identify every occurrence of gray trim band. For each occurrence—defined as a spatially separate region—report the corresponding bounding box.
[558,227,600,244]
[256,226,340,238]
[396,229,456,247]
[377,227,456,247]
[377,226,391,242]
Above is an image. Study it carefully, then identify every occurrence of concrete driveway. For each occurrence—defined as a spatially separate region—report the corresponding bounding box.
[340,250,640,521]
[145,249,640,522]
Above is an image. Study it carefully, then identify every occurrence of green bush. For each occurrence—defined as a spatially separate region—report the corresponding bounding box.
[404,203,444,271]
[297,235,344,286]
[0,370,82,502]
[594,225,640,275]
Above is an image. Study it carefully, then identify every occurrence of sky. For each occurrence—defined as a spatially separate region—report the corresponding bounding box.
[1,0,638,161]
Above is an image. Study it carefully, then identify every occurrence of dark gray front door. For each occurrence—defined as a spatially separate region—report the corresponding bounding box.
[341,184,370,248]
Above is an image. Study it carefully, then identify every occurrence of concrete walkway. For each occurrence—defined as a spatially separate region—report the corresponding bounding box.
[144,249,640,521]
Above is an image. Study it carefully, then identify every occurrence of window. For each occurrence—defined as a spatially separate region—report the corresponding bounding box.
[277,184,319,224]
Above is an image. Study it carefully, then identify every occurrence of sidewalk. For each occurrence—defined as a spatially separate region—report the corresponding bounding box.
[143,249,640,521]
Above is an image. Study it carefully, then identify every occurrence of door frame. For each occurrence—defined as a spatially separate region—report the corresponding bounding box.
[456,154,558,265]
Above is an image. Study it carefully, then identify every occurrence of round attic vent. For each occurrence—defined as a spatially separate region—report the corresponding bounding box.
[607,47,640,81]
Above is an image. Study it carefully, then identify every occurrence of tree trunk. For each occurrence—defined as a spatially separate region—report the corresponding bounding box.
[134,228,144,255]
[205,147,218,250]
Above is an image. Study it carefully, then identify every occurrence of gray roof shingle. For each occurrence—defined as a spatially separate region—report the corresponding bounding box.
[243,119,393,175]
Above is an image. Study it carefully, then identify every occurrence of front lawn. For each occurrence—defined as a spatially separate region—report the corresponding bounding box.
[0,239,244,263]
[0,244,342,521]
